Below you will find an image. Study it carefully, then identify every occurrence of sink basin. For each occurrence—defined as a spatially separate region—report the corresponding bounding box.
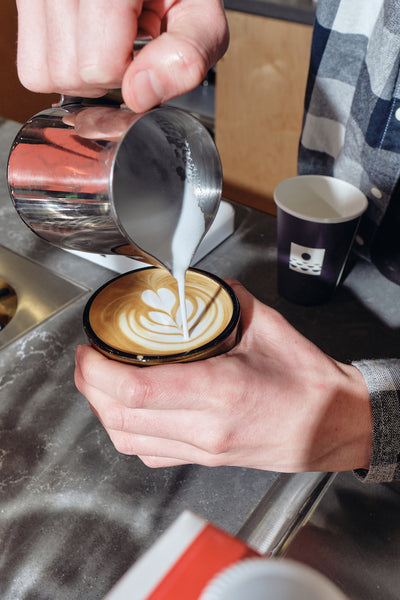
[0,245,88,350]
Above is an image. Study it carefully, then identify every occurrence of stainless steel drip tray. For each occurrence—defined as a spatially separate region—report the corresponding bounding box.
[0,245,88,351]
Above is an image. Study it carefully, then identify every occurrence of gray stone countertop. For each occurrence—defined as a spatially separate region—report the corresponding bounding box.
[0,119,279,599]
[1,117,400,600]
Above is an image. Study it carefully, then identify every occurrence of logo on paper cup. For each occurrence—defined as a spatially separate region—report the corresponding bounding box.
[289,243,325,276]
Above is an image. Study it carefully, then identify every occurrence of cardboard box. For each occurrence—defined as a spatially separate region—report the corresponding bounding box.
[104,511,259,600]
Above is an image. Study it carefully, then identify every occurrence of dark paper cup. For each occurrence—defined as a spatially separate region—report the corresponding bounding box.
[274,176,368,305]
[83,267,241,365]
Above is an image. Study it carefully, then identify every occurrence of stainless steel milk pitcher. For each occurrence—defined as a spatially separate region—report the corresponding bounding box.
[7,95,222,270]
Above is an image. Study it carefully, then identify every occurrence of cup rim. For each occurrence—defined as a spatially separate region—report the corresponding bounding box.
[274,175,368,224]
[83,266,240,365]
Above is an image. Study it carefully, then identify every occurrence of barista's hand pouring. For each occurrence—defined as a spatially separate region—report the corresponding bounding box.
[16,0,229,113]
[17,0,373,475]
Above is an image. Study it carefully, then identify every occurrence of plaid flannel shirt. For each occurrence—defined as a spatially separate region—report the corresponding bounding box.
[298,0,400,482]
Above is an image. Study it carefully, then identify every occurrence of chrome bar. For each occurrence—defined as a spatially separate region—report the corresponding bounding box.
[237,472,337,556]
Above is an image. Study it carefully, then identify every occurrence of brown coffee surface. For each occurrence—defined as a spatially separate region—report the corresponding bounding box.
[88,268,233,356]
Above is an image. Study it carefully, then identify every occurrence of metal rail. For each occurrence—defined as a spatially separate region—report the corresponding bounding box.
[237,471,337,556]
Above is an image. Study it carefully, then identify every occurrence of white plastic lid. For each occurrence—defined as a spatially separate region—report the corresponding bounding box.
[199,558,346,600]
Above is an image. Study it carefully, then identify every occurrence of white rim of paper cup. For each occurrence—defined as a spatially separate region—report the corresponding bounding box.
[274,175,368,224]
[199,558,346,600]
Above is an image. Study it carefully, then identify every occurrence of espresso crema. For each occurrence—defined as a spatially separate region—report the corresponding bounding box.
[86,268,236,359]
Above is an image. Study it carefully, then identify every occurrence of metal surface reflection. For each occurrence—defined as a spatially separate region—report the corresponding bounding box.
[0,245,87,350]
[0,278,17,331]
[7,99,222,271]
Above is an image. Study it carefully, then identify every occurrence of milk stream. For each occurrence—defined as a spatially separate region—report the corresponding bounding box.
[171,142,206,341]
[175,269,190,340]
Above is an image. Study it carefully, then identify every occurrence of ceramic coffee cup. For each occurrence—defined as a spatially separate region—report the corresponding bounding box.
[83,267,241,366]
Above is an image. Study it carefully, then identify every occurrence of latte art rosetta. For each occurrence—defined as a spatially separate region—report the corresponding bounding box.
[88,268,234,356]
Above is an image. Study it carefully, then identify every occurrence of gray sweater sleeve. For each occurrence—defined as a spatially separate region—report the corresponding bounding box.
[352,359,400,483]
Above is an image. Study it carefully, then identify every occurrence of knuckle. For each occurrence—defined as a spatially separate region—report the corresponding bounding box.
[80,62,123,86]
[182,47,208,87]
[110,432,136,456]
[203,452,224,468]
[204,424,233,457]
[116,374,152,408]
[17,67,50,94]
[100,403,126,432]
[45,63,75,91]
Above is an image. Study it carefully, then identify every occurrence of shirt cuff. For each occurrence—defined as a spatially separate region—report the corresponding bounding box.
[352,359,400,483]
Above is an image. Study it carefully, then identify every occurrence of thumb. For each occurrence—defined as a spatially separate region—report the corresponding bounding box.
[225,279,261,333]
[122,4,228,112]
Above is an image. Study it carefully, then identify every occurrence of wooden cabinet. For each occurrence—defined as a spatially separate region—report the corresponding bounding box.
[215,10,313,214]
[0,1,57,124]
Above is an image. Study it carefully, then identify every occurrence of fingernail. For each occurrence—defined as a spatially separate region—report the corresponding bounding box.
[130,69,164,111]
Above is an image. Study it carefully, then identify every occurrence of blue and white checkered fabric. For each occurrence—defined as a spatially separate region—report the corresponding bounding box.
[298,0,400,483]
[299,0,400,259]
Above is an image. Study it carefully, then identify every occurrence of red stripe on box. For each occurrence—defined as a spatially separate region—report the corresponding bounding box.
[147,523,259,600]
